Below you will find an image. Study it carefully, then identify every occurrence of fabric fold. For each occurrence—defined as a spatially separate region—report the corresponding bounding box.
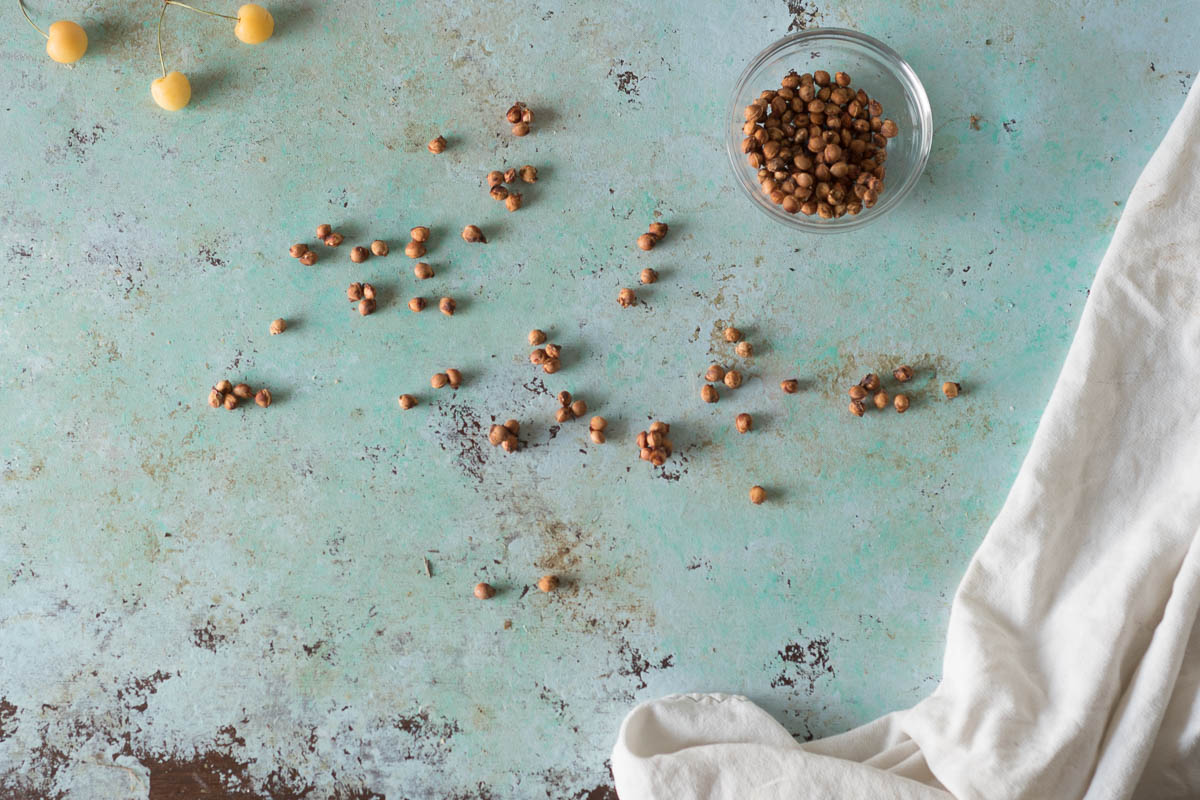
[612,77,1200,800]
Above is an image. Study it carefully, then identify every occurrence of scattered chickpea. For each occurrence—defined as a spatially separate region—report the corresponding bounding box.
[439,297,456,316]
[569,399,587,418]
[880,119,899,138]
[723,327,743,343]
[618,288,636,307]
[269,318,286,335]
[640,268,658,285]
[781,379,799,394]
[554,407,573,423]
[848,385,867,401]
[894,394,910,413]
[487,170,504,188]
[589,416,607,431]
[358,298,376,316]
[519,165,537,183]
[705,364,726,382]
[215,379,233,394]
[649,421,669,435]
[474,582,496,600]
[873,391,889,410]
[849,399,866,417]
[427,134,447,154]
[530,348,548,365]
[410,226,430,243]
[512,121,530,136]
[408,297,426,312]
[371,240,388,256]
[893,365,913,382]
[431,373,449,389]
[233,383,254,400]
[724,370,743,389]
[736,341,753,358]
[503,419,520,435]
[414,262,434,280]
[446,368,463,389]
[299,251,317,266]
[316,224,332,240]
[557,390,572,407]
[363,282,376,298]
[503,168,517,184]
[537,575,559,593]
[943,381,961,399]
[749,485,766,505]
[255,388,271,408]
[505,193,523,212]
[701,384,719,403]
[528,329,547,346]
[490,184,510,201]
[223,393,239,410]
[648,222,668,240]
[488,424,508,446]
[462,225,486,243]
[351,246,368,263]
[347,282,364,302]
[405,240,427,259]
[636,233,657,251]
[860,373,880,392]
[500,438,518,453]
[590,430,606,444]
[208,389,223,408]
[398,394,417,410]
[544,343,562,359]
[735,413,752,433]
[325,232,344,247]
[520,107,533,124]
[543,359,561,374]
[289,243,308,258]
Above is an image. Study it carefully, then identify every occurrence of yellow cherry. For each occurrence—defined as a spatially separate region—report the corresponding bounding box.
[151,71,192,111]
[45,20,87,63]
[234,4,273,44]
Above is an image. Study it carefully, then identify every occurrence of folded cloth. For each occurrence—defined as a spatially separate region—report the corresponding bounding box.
[612,79,1200,800]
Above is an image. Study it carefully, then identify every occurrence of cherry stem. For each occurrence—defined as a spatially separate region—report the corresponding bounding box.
[156,2,167,77]
[164,0,239,22]
[18,0,49,39]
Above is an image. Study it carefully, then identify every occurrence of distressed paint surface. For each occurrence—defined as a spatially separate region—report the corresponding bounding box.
[0,0,1196,796]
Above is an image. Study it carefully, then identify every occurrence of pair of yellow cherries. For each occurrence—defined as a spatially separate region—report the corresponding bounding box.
[19,0,273,111]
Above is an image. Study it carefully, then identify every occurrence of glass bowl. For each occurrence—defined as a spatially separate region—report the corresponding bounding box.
[726,28,932,233]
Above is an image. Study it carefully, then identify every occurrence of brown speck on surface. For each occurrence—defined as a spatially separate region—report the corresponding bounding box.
[969,114,982,130]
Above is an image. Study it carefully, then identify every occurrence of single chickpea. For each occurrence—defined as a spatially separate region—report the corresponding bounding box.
[362,283,376,299]
[503,419,520,435]
[530,348,548,365]
[849,385,867,401]
[500,438,518,453]
[408,297,426,312]
[289,243,308,258]
[749,485,766,504]
[474,582,496,600]
[299,251,317,266]
[554,407,573,423]
[894,394,910,413]
[487,170,504,188]
[873,391,889,410]
[488,424,508,446]
[351,246,368,263]
[893,365,914,382]
[254,388,271,408]
[490,185,510,201]
[705,364,726,382]
[371,240,388,256]
[505,193,523,212]
[736,341,753,358]
[618,288,636,307]
[781,379,799,394]
[542,358,561,374]
[512,122,530,136]
[233,383,254,400]
[556,390,572,407]
[860,373,881,392]
[215,379,233,394]
[640,268,658,284]
[269,318,286,335]
[537,575,559,593]
[431,373,449,389]
[880,119,899,138]
[405,240,427,259]
[462,225,487,243]
[724,370,743,389]
[224,393,239,410]
[723,326,743,343]
[414,262,434,280]
[528,329,547,346]
[849,400,866,417]
[569,399,587,418]
[316,224,332,239]
[544,343,562,359]
[701,384,719,403]
[445,368,462,389]
[398,394,417,410]
[636,233,656,251]
[589,416,607,431]
[834,71,851,87]
[358,298,376,316]
[519,164,537,183]
[649,421,669,435]
[648,222,668,239]
[347,282,364,302]
[942,381,961,399]
[735,413,752,433]
[428,135,447,154]
[324,232,344,247]
[590,429,606,444]
[503,168,518,183]
[410,226,430,243]
[439,297,456,316]
[208,389,223,408]
[506,103,524,123]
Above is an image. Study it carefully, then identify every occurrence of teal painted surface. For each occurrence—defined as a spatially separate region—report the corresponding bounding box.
[1,0,1196,796]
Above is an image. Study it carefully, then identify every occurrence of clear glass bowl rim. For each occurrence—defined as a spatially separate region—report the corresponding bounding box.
[725,27,933,234]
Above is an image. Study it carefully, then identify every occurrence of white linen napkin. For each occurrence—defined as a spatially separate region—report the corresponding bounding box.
[612,77,1200,800]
